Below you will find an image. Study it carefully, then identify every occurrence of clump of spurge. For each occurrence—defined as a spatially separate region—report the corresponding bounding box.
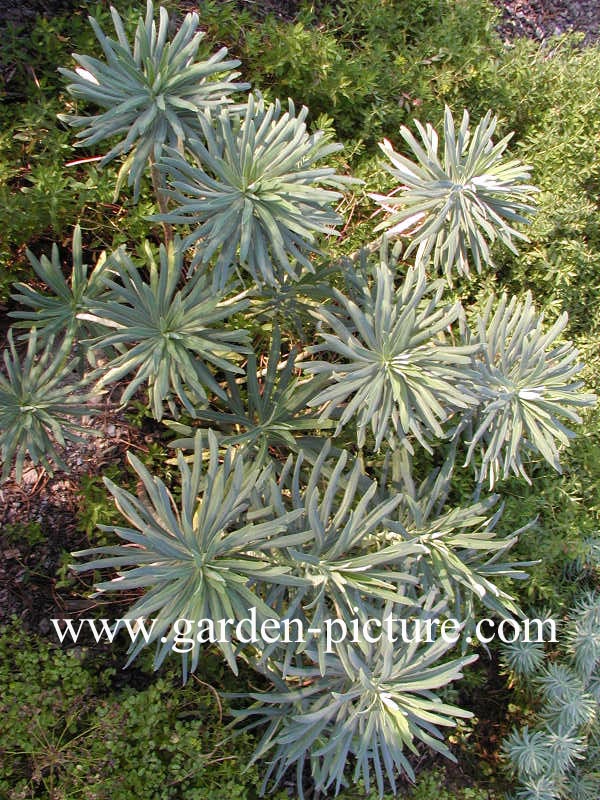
[156,95,355,287]
[0,3,596,800]
[372,106,537,281]
[59,0,247,198]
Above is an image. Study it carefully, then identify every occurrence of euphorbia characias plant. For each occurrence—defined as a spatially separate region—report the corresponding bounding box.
[1,2,596,797]
[58,1,247,200]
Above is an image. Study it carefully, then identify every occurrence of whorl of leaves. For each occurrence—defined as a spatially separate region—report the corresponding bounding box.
[302,254,479,450]
[464,292,596,487]
[157,94,352,287]
[233,636,476,798]
[165,328,330,465]
[80,238,250,420]
[72,431,306,678]
[371,106,536,281]
[0,330,96,482]
[256,442,426,673]
[9,225,110,351]
[59,1,246,198]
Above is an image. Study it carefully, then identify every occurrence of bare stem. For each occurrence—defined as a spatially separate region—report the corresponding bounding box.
[149,158,173,246]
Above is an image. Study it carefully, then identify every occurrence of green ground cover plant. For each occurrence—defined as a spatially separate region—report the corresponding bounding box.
[1,0,600,798]
[0,621,283,800]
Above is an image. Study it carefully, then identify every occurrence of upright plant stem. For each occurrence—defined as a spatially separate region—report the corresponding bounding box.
[150,158,173,246]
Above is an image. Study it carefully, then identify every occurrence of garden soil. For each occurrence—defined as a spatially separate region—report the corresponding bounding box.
[1,0,600,42]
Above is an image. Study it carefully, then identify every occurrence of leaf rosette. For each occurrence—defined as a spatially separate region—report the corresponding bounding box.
[73,431,307,677]
[372,107,537,281]
[59,1,246,198]
[157,94,354,287]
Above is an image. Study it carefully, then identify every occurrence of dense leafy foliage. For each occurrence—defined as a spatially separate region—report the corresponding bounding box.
[58,0,246,198]
[384,452,531,619]
[157,94,352,287]
[464,292,596,487]
[0,330,95,482]
[81,238,250,419]
[235,637,476,798]
[2,1,600,798]
[166,327,330,463]
[0,622,275,800]
[372,108,536,281]
[501,589,600,800]
[256,443,426,671]
[73,431,305,677]
[303,254,478,450]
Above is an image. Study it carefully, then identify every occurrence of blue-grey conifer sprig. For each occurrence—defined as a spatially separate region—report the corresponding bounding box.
[566,591,600,682]
[502,592,600,800]
[503,726,553,779]
[502,636,547,680]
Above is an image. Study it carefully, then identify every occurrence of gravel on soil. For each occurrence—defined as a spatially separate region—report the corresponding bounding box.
[1,1,600,44]
[491,0,600,44]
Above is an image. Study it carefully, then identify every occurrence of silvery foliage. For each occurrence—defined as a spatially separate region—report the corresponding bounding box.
[502,592,600,800]
[59,1,246,198]
[80,238,250,420]
[539,665,597,730]
[0,330,96,482]
[73,431,306,679]
[464,292,596,488]
[75,437,480,785]
[371,106,537,281]
[232,633,476,798]
[302,246,479,451]
[9,225,110,352]
[567,591,600,682]
[252,442,427,674]
[514,775,562,800]
[156,94,352,288]
[3,9,591,797]
[504,728,554,780]
[380,447,531,620]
